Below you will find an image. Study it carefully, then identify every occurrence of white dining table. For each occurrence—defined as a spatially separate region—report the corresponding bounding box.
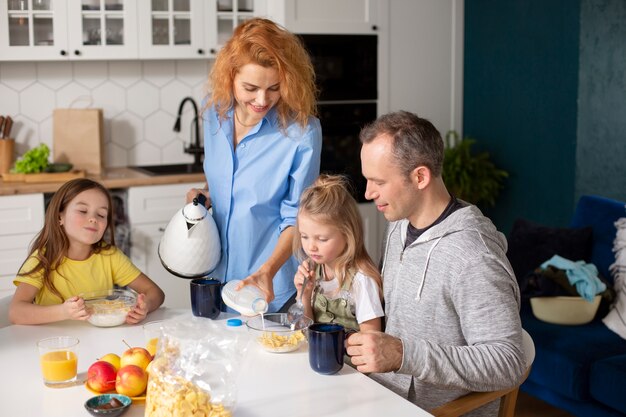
[0,307,432,417]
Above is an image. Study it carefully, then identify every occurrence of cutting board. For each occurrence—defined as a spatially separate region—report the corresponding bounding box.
[53,108,104,175]
[1,170,86,183]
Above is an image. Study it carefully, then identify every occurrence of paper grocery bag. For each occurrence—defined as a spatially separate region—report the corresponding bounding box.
[53,108,104,175]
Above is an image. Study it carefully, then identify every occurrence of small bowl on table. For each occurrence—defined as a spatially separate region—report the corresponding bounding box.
[81,288,137,327]
[84,394,131,417]
[246,313,313,353]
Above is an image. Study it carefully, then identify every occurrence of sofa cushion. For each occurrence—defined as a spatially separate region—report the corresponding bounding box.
[590,354,626,414]
[522,306,626,401]
[570,195,625,285]
[507,218,593,282]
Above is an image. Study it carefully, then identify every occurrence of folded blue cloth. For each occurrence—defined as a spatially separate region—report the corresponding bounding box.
[540,255,606,302]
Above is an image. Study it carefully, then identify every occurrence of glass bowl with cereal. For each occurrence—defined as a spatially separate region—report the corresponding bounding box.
[81,288,137,327]
[245,313,313,353]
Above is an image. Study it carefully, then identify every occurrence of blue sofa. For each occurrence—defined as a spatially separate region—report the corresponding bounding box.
[520,195,626,416]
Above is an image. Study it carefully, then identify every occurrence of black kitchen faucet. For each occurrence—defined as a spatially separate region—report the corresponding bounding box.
[174,97,203,167]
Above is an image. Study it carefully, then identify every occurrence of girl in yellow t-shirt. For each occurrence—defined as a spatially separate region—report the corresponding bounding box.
[9,178,165,325]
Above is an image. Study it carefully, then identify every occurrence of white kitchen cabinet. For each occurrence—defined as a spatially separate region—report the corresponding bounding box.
[128,182,203,309]
[0,193,44,298]
[0,0,138,61]
[358,202,384,266]
[267,0,380,34]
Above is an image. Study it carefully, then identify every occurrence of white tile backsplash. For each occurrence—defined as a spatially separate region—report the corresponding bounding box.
[0,60,209,168]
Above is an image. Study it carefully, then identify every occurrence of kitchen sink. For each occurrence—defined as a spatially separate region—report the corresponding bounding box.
[130,163,204,176]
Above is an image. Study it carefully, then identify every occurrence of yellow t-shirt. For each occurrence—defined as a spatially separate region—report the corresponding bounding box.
[14,246,141,306]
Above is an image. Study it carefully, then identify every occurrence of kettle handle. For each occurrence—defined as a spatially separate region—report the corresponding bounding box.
[193,193,208,207]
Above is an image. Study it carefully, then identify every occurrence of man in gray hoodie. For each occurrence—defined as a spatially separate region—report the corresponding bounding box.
[346,111,526,416]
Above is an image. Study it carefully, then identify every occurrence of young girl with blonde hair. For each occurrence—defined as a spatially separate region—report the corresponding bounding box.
[293,174,383,332]
[9,178,164,325]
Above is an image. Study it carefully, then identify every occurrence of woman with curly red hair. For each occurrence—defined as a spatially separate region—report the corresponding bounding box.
[187,18,322,312]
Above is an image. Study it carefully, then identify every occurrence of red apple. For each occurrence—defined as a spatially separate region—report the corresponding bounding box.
[120,346,152,371]
[115,364,148,397]
[87,360,117,393]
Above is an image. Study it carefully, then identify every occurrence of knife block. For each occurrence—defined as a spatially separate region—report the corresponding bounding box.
[0,138,15,175]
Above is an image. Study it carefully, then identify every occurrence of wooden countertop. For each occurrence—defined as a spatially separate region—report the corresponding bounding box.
[0,167,206,196]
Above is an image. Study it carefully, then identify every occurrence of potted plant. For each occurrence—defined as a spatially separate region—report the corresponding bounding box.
[442,131,508,207]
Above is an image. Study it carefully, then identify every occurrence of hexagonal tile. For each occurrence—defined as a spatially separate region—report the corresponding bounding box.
[38,117,54,150]
[11,115,39,152]
[145,111,177,148]
[92,81,125,119]
[0,62,36,91]
[161,79,193,116]
[109,61,141,88]
[56,83,91,108]
[73,61,107,89]
[162,139,193,164]
[176,60,209,87]
[20,83,55,122]
[37,62,72,90]
[144,60,176,87]
[129,141,160,166]
[127,81,159,118]
[111,113,143,150]
[0,84,20,116]
[106,142,128,167]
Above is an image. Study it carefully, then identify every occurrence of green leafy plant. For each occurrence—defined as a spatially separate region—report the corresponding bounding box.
[13,143,50,174]
[442,132,508,207]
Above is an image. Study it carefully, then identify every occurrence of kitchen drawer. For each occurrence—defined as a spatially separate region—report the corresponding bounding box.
[0,194,44,236]
[127,183,204,225]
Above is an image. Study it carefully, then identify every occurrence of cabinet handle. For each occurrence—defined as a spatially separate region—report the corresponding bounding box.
[74,50,81,56]
[197,49,204,55]
[60,50,67,56]
[371,25,378,31]
[209,48,216,55]
[158,227,165,232]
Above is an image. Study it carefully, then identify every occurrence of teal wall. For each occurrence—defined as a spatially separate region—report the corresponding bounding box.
[577,0,626,201]
[464,1,581,233]
[464,0,626,234]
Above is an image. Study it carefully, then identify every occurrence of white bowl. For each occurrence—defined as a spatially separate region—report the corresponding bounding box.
[81,289,137,327]
[530,295,601,325]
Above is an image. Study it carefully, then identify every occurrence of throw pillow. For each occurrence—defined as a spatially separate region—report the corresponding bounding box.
[603,217,626,339]
[507,218,593,282]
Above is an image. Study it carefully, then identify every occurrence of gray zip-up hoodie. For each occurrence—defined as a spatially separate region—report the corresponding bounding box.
[370,204,526,416]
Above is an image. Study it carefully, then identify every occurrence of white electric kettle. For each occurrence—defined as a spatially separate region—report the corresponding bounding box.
[158,194,221,278]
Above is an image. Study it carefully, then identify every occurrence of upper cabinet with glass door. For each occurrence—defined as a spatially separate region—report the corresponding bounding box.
[137,0,206,59]
[213,0,266,49]
[66,0,138,59]
[0,0,69,60]
[0,0,137,60]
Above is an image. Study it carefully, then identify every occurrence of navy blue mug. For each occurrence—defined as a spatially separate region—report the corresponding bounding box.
[190,278,222,319]
[308,323,345,375]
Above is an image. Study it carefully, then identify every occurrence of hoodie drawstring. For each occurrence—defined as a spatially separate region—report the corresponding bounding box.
[416,235,443,301]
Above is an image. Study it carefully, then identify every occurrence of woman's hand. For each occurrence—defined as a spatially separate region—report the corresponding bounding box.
[185,186,211,207]
[237,267,275,303]
[63,296,90,321]
[126,293,148,324]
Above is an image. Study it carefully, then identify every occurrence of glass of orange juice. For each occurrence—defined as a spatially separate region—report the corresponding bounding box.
[143,320,165,357]
[37,336,79,387]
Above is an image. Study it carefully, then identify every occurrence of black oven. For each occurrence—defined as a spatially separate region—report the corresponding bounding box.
[299,34,378,202]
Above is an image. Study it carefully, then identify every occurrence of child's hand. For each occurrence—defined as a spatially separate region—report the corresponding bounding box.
[63,296,90,321]
[126,293,148,324]
[294,260,315,301]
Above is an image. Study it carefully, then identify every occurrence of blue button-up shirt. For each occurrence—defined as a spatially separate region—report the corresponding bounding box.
[203,106,322,311]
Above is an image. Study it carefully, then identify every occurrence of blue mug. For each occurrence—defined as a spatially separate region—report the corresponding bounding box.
[190,278,222,319]
[308,323,345,375]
